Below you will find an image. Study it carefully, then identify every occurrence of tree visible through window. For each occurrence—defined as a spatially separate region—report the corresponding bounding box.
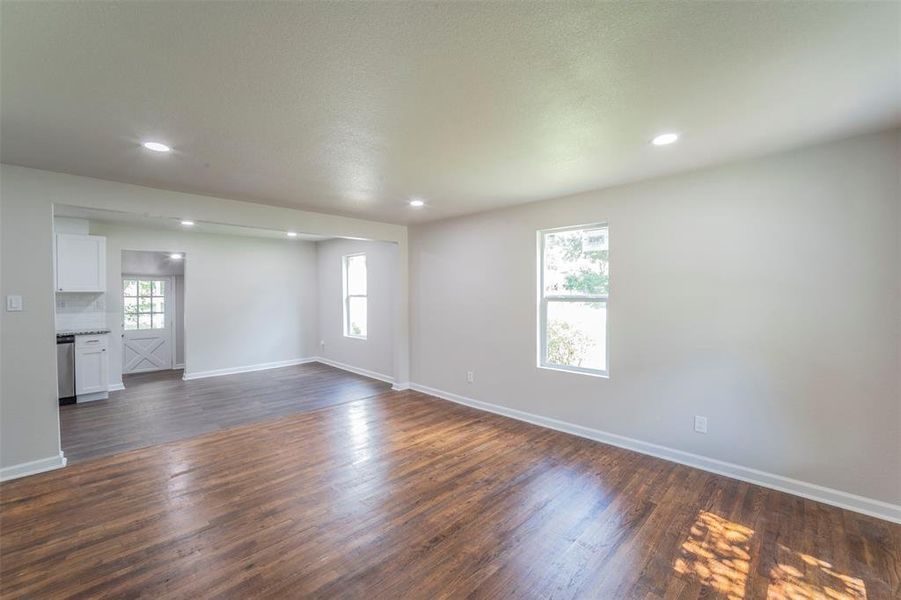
[539,224,608,375]
[123,278,166,330]
[343,254,367,339]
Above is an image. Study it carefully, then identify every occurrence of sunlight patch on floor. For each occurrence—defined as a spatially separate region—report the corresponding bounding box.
[767,544,866,600]
[673,511,868,600]
[674,511,753,600]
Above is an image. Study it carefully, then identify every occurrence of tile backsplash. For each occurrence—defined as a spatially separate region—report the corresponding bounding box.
[56,292,107,331]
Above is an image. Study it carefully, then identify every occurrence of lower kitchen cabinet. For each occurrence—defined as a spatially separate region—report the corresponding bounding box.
[75,334,109,396]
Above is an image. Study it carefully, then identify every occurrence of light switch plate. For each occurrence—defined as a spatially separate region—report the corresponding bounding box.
[694,415,708,434]
[6,295,23,312]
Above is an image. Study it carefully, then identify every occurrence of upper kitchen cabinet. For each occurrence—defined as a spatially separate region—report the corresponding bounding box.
[55,233,106,292]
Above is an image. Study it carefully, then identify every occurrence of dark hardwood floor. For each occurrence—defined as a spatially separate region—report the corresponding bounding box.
[2,371,899,598]
[60,362,390,462]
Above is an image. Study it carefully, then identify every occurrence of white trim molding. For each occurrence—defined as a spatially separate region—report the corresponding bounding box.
[409,383,901,524]
[314,357,394,385]
[77,391,109,403]
[391,382,411,391]
[1,452,67,482]
[108,382,125,392]
[183,358,316,381]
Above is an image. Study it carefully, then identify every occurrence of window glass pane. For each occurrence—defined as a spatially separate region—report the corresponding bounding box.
[348,296,367,338]
[152,313,165,329]
[138,314,152,330]
[138,280,153,296]
[152,297,165,313]
[138,297,152,313]
[545,301,606,371]
[152,280,165,296]
[123,280,137,296]
[543,228,608,297]
[124,297,138,314]
[124,313,138,330]
[346,255,367,296]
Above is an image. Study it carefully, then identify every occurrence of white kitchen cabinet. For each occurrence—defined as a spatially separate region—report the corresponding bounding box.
[56,233,106,292]
[75,334,109,396]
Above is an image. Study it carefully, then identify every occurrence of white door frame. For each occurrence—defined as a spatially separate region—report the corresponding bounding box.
[122,274,175,373]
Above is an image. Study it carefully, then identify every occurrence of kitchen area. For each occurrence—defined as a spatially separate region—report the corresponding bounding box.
[52,211,189,409]
[54,218,112,404]
[48,209,191,463]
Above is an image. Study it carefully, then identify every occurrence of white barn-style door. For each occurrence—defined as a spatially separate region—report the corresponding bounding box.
[122,276,173,374]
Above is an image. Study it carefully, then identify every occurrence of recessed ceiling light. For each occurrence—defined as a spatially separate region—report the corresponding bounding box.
[142,141,171,152]
[409,199,425,208]
[651,133,679,146]
[287,231,298,238]
[169,253,183,260]
[180,220,195,226]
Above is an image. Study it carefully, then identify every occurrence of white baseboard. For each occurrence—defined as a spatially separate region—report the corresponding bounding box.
[173,363,185,369]
[1,452,67,482]
[183,357,316,381]
[314,357,394,385]
[391,382,411,391]
[410,383,901,524]
[108,382,125,392]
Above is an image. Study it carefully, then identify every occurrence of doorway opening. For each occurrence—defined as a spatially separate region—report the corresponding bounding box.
[121,250,185,375]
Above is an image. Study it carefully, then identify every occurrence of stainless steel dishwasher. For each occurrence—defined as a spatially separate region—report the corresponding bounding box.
[57,335,76,405]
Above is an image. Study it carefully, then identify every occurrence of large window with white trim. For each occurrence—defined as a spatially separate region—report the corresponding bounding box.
[538,224,609,376]
[343,253,367,339]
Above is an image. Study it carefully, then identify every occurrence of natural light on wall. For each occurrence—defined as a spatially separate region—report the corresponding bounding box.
[538,224,609,376]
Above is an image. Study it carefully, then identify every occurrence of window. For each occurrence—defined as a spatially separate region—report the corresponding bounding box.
[343,254,367,339]
[123,278,166,330]
[538,224,609,376]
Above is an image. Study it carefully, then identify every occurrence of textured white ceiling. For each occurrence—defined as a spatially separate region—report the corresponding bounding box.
[2,2,899,224]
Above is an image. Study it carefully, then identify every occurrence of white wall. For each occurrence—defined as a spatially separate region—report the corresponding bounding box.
[316,239,397,380]
[0,189,63,471]
[410,129,901,507]
[121,249,184,276]
[93,223,318,384]
[0,164,407,475]
[53,217,89,234]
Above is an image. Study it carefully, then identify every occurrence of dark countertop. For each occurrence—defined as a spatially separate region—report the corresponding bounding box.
[56,329,111,337]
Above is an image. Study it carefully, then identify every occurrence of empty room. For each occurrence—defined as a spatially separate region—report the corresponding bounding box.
[0,2,898,599]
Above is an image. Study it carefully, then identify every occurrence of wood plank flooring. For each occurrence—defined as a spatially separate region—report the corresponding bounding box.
[2,372,899,598]
[60,362,390,463]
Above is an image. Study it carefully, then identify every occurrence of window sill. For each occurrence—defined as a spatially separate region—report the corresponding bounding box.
[344,335,367,341]
[537,364,609,379]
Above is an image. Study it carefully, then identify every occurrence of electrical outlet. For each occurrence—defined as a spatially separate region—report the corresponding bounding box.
[6,295,23,312]
[466,371,474,383]
[694,416,708,434]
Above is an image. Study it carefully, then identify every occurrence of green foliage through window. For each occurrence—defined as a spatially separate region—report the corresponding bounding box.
[540,225,609,374]
[544,230,609,297]
[546,320,592,367]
